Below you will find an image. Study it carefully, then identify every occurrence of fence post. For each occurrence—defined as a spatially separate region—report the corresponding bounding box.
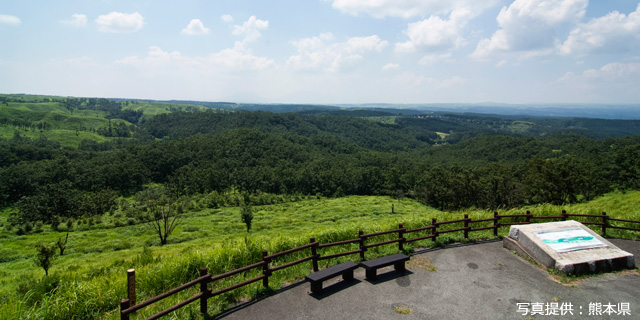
[126,269,136,308]
[358,230,365,260]
[562,210,567,221]
[262,250,270,288]
[398,223,405,251]
[120,298,130,320]
[493,211,499,237]
[464,214,469,239]
[602,212,608,237]
[199,267,208,315]
[526,210,532,224]
[431,218,437,242]
[310,237,319,272]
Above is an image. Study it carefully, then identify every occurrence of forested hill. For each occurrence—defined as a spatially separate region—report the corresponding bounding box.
[1,94,640,226]
[139,111,427,151]
[139,109,640,148]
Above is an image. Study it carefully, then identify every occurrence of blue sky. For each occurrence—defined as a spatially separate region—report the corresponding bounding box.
[1,0,639,104]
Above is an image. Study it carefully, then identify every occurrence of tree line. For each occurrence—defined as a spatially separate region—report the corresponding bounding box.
[2,115,639,227]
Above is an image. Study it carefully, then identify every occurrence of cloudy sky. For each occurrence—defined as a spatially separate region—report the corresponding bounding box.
[1,0,639,104]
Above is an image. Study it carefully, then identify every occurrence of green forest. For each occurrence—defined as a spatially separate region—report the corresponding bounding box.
[2,94,640,225]
[1,94,640,319]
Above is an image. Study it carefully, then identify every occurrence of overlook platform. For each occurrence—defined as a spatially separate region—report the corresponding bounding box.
[218,239,640,319]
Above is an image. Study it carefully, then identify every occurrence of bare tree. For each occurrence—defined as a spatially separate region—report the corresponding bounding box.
[57,232,69,255]
[148,198,186,246]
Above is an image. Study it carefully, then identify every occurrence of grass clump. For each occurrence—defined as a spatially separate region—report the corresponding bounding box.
[394,305,415,315]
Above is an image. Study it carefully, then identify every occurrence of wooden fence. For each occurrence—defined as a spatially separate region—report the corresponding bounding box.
[120,210,640,320]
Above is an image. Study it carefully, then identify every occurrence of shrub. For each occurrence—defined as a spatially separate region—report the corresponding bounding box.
[34,242,57,276]
[50,215,61,231]
[124,206,139,219]
[240,205,253,232]
[16,274,62,305]
[132,246,156,267]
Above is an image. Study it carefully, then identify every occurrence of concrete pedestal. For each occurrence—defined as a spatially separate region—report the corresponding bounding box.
[503,220,635,274]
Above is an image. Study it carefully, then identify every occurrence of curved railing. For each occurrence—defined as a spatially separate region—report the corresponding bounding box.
[119,210,640,320]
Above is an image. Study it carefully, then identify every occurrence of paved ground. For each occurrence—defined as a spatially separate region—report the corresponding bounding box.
[216,239,640,320]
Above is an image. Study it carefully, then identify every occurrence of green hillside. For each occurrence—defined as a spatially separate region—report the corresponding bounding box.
[0,94,210,148]
[0,191,638,319]
[1,93,639,319]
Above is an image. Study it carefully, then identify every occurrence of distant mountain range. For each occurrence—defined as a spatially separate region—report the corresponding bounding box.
[335,103,640,120]
[116,98,640,120]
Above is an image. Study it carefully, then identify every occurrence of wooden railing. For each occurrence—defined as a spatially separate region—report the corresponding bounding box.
[120,210,640,319]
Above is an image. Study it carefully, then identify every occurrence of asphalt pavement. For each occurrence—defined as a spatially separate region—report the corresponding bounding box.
[216,239,640,320]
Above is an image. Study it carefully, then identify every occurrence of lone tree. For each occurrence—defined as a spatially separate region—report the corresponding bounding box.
[34,242,57,276]
[148,198,186,246]
[138,185,187,246]
[240,205,254,232]
[56,232,69,255]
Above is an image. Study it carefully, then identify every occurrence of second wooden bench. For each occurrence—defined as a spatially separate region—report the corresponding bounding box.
[360,253,409,281]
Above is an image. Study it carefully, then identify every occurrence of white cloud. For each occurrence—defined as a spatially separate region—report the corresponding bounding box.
[329,0,496,19]
[181,19,210,35]
[555,61,640,102]
[115,45,274,72]
[418,53,453,66]
[287,33,388,72]
[95,12,144,33]
[382,63,399,71]
[61,14,87,27]
[472,0,587,59]
[394,71,467,88]
[233,16,269,43]
[0,14,21,26]
[437,76,468,88]
[394,71,426,87]
[221,14,234,23]
[559,4,640,55]
[208,45,275,70]
[581,62,640,81]
[115,47,185,69]
[396,9,472,52]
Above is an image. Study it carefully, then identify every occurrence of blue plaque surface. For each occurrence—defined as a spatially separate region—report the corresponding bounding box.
[534,227,607,253]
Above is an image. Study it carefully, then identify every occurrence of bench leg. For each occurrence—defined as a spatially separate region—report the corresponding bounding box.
[365,269,377,281]
[394,262,406,273]
[342,269,354,282]
[310,281,322,294]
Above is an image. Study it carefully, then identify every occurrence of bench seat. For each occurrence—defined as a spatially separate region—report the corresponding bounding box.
[359,253,410,280]
[305,261,359,294]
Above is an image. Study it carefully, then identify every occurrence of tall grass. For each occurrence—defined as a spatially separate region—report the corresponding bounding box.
[0,192,639,319]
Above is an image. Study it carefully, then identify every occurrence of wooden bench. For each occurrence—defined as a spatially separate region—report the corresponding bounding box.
[305,261,359,294]
[359,253,410,281]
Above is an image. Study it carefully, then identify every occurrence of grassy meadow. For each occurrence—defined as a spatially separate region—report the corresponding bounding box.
[0,98,209,148]
[122,102,210,120]
[0,101,127,148]
[1,191,639,319]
